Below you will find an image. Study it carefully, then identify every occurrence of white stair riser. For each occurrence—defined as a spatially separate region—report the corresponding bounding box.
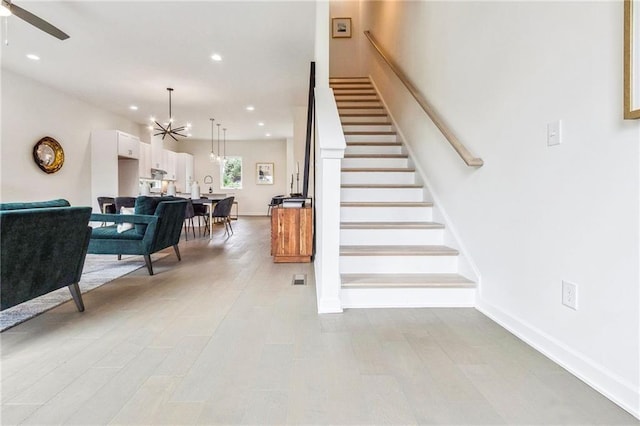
[340,255,458,274]
[344,134,398,143]
[341,171,415,185]
[342,157,408,168]
[340,287,476,308]
[345,145,403,155]
[340,228,444,245]
[342,124,394,132]
[341,116,389,123]
[341,187,423,202]
[341,206,433,222]
[335,95,379,101]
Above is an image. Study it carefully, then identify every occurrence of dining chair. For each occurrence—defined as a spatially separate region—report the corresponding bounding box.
[183,199,196,240]
[192,199,210,237]
[267,195,285,216]
[212,196,235,235]
[115,196,137,212]
[97,196,116,214]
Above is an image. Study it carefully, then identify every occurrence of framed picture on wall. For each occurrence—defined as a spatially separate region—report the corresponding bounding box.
[256,162,274,185]
[332,17,352,38]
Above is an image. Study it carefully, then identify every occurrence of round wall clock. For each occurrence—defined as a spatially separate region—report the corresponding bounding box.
[33,137,64,174]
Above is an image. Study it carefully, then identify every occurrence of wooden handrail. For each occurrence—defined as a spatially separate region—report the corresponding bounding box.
[363,31,483,168]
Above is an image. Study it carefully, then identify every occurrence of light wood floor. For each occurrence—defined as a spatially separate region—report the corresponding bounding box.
[1,217,637,425]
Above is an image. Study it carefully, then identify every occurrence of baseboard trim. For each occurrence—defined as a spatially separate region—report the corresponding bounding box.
[342,287,475,308]
[476,298,640,420]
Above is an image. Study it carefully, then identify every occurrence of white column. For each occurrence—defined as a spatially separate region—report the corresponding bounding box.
[314,87,345,313]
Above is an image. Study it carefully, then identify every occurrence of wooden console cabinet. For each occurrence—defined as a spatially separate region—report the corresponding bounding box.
[270,207,312,263]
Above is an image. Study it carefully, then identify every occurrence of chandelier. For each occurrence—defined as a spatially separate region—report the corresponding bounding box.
[153,88,191,141]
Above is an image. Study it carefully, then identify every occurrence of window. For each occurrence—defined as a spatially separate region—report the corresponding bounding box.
[220,156,242,189]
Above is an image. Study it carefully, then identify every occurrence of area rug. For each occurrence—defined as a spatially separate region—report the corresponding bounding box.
[0,253,168,332]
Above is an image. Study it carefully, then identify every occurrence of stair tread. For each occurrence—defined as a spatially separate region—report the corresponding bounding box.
[341,273,474,288]
[341,184,422,188]
[340,245,459,256]
[341,221,444,229]
[342,121,393,126]
[333,91,377,95]
[344,131,396,136]
[338,105,386,108]
[341,201,433,207]
[339,112,388,117]
[346,141,401,146]
[344,153,407,158]
[341,167,415,172]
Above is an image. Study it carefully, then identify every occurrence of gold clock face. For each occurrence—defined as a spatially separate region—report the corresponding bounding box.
[33,137,64,174]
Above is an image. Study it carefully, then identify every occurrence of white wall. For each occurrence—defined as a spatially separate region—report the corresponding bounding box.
[1,70,140,205]
[354,0,639,417]
[176,138,287,216]
[329,0,364,77]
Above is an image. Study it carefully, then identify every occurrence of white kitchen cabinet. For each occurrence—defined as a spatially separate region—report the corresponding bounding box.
[151,137,164,170]
[175,152,194,193]
[163,149,177,180]
[116,131,140,159]
[91,130,141,213]
[139,142,152,178]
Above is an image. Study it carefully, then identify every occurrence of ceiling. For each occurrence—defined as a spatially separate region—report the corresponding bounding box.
[1,1,317,141]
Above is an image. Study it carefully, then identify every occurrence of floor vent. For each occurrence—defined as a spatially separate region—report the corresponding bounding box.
[292,274,307,286]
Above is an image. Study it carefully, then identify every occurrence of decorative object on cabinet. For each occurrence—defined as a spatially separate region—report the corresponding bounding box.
[33,136,64,174]
[167,181,176,196]
[270,203,313,263]
[191,181,200,199]
[152,88,191,141]
[256,162,274,185]
[204,175,214,193]
[624,0,640,119]
[332,17,352,38]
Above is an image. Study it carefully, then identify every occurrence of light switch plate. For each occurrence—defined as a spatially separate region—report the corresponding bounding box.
[548,121,562,146]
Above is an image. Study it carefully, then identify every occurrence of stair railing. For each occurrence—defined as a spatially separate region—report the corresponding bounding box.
[364,30,483,168]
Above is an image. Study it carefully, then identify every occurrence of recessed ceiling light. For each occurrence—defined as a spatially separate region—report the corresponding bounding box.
[266,133,271,137]
[147,125,153,130]
[26,54,40,61]
[187,133,192,137]
[129,105,138,111]
[211,53,222,62]
[258,122,265,126]
[246,105,255,111]
[150,116,156,122]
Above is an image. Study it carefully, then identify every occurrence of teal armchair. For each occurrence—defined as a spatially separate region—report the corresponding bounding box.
[88,197,187,275]
[0,199,92,312]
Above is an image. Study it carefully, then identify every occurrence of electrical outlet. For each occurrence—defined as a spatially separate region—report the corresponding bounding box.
[562,280,577,310]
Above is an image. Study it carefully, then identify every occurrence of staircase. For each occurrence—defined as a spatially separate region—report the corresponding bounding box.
[330,77,476,308]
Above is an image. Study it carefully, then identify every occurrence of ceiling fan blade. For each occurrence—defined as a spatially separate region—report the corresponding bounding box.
[7,2,69,40]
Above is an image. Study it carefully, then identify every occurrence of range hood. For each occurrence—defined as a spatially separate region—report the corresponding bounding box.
[150,168,167,180]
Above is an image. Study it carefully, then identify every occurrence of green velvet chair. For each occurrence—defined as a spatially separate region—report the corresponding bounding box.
[88,196,187,275]
[0,199,92,312]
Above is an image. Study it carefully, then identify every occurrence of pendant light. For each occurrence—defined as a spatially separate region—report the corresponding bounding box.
[209,118,216,161]
[216,123,221,163]
[223,128,227,161]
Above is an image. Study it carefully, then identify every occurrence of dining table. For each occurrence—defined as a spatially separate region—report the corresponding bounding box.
[191,194,227,239]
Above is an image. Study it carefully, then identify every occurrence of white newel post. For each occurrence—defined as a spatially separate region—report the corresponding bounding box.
[314,88,345,314]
